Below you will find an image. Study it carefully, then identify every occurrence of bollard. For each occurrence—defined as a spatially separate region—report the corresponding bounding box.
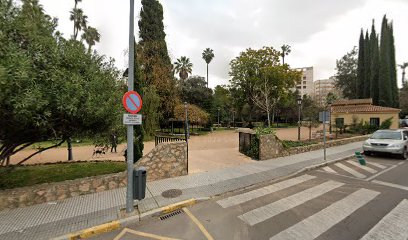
[355,151,366,166]
[133,167,147,200]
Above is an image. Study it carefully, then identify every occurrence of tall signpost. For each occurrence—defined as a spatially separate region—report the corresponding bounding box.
[126,0,135,214]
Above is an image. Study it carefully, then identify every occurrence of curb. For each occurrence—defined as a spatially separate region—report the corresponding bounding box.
[53,155,354,240]
[52,198,199,240]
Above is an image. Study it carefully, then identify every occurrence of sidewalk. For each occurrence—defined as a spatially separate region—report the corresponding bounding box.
[0,141,364,240]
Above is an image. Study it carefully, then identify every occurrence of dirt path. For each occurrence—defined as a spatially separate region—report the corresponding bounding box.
[9,126,323,173]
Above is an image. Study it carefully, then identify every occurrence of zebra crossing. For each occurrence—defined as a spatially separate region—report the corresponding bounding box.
[216,174,408,240]
[318,160,393,180]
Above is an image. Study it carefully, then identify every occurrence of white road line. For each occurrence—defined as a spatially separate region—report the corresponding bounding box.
[323,166,337,174]
[367,162,387,169]
[270,188,380,240]
[347,160,377,174]
[238,181,344,226]
[360,199,408,240]
[217,175,316,208]
[371,180,408,191]
[365,164,398,181]
[335,162,366,178]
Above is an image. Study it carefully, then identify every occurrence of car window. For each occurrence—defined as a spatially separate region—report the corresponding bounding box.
[404,131,408,140]
[371,131,402,140]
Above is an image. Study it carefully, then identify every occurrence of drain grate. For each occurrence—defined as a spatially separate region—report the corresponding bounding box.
[161,189,182,198]
[160,209,183,220]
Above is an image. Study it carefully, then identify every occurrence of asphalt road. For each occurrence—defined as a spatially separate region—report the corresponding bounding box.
[93,155,408,240]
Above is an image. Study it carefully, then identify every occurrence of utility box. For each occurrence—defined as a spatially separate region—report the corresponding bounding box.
[133,167,147,200]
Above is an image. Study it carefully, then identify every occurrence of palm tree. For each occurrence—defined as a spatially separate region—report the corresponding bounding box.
[81,26,100,53]
[202,48,214,88]
[174,56,193,80]
[399,62,408,84]
[280,44,291,65]
[70,8,88,40]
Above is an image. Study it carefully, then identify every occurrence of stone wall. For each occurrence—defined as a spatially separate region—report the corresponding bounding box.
[259,135,285,160]
[135,142,188,181]
[0,142,188,210]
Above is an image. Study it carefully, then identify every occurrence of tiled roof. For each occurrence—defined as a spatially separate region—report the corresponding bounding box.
[332,98,372,106]
[332,104,400,113]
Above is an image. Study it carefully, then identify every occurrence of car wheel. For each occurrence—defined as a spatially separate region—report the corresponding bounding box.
[364,151,372,156]
[401,148,407,160]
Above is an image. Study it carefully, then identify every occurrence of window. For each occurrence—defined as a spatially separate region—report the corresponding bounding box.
[370,118,380,127]
[303,76,306,80]
[335,118,344,127]
[303,86,306,89]
[403,131,408,140]
[303,81,307,84]
[296,86,301,89]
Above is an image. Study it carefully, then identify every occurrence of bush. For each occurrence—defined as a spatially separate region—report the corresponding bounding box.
[379,117,393,129]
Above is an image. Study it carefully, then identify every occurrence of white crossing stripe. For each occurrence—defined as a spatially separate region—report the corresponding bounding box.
[217,175,316,208]
[238,181,344,226]
[323,166,337,174]
[360,199,408,240]
[371,180,408,191]
[367,162,387,169]
[335,162,366,178]
[270,188,380,240]
[347,160,377,174]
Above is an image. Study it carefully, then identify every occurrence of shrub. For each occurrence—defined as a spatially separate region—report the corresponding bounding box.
[379,117,393,129]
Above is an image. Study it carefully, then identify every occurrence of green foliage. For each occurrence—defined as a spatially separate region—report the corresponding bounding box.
[142,86,161,137]
[133,41,144,162]
[281,140,317,149]
[379,117,393,129]
[0,162,126,190]
[335,47,358,99]
[138,0,176,120]
[400,83,408,118]
[370,22,380,105]
[180,76,213,113]
[174,56,193,80]
[357,30,365,99]
[0,0,122,164]
[254,126,276,136]
[213,85,233,125]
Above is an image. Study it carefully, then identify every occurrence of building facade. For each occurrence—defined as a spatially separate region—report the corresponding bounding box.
[294,66,314,98]
[314,76,340,106]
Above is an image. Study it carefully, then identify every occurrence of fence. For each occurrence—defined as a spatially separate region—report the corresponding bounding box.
[155,135,186,146]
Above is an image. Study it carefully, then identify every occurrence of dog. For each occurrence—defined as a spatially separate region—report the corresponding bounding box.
[92,147,106,157]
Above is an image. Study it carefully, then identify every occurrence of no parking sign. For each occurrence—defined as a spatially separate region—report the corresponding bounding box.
[122,91,142,125]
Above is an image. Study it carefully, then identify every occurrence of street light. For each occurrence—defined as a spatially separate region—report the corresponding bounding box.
[297,96,302,141]
[184,102,189,139]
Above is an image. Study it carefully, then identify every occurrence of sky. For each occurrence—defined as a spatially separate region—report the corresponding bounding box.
[39,0,408,88]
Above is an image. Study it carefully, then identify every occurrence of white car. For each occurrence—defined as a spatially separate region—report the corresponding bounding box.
[363,129,408,159]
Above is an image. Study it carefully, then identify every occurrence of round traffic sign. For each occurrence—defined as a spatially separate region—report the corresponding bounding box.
[122,91,143,114]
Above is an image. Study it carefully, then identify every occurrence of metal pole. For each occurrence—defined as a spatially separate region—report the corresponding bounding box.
[126,0,135,214]
[67,137,73,161]
[323,111,327,161]
[298,103,301,141]
[184,102,189,173]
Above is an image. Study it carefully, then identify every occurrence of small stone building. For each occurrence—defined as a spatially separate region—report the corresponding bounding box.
[330,98,400,129]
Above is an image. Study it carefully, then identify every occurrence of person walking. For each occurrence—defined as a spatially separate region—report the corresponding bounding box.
[111,133,118,153]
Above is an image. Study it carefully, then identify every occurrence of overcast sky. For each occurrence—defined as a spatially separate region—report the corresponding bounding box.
[39,0,408,88]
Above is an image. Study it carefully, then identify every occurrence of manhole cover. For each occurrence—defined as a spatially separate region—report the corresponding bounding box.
[161,189,182,198]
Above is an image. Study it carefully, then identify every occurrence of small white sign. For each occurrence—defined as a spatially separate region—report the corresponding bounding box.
[123,114,142,125]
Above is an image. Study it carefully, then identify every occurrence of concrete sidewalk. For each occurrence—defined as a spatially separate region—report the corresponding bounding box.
[0,142,363,240]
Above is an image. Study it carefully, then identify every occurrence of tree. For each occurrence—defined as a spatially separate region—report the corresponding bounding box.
[379,15,393,107]
[280,44,291,65]
[213,85,233,125]
[133,40,144,162]
[180,76,213,113]
[81,26,100,53]
[0,0,122,165]
[138,0,176,120]
[69,7,87,40]
[301,96,320,141]
[173,56,193,80]
[370,21,380,105]
[335,47,358,99]
[230,47,284,123]
[251,65,300,127]
[202,48,214,88]
[357,30,365,99]
[363,31,371,98]
[399,62,408,85]
[400,83,408,118]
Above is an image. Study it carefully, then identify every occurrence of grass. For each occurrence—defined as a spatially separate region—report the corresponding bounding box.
[0,162,126,190]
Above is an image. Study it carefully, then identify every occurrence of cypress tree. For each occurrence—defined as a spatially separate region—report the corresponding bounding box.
[388,23,398,107]
[138,0,177,121]
[370,21,380,105]
[379,15,392,106]
[357,30,366,99]
[363,31,371,98]
[133,40,144,162]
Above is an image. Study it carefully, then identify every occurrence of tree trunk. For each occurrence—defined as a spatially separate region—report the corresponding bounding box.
[206,64,209,88]
[267,109,271,127]
[309,124,312,142]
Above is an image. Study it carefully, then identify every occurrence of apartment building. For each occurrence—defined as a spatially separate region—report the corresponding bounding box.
[294,66,314,98]
[314,76,340,106]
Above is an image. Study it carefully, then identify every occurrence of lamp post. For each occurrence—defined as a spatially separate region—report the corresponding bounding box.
[184,102,189,139]
[217,107,220,126]
[297,96,302,141]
